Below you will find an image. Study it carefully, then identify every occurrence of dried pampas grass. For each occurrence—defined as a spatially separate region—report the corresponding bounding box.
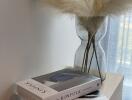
[41,0,132,17]
[100,0,132,16]
[41,0,105,17]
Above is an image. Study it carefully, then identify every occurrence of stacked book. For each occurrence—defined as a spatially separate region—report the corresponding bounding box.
[16,68,102,100]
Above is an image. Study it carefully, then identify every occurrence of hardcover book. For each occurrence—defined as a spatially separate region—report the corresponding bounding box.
[16,68,101,100]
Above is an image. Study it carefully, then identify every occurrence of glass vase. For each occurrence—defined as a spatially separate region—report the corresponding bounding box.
[74,16,108,81]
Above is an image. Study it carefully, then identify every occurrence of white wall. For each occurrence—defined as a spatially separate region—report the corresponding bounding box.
[0,0,80,99]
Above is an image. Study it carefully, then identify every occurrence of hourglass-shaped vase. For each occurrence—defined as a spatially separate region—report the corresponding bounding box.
[74,16,108,81]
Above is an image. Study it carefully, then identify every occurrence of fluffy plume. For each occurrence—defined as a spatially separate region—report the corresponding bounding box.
[41,0,132,17]
[78,16,106,34]
[100,0,132,16]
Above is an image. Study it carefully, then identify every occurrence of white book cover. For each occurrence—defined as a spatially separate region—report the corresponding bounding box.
[16,68,101,100]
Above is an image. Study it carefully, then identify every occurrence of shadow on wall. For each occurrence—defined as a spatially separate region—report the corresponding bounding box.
[1,86,17,100]
[10,95,21,100]
[0,0,78,99]
[0,0,54,100]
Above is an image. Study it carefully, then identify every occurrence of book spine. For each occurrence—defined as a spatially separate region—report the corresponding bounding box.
[47,79,101,100]
[17,79,58,100]
[17,79,101,100]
